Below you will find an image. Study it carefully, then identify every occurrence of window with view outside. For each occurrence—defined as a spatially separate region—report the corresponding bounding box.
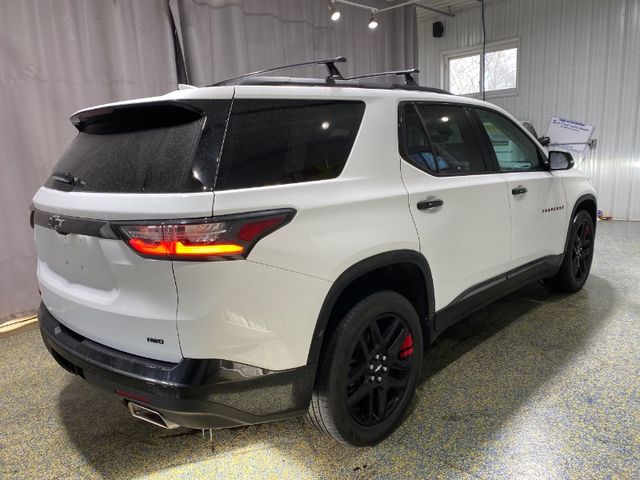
[449,55,480,95]
[475,108,540,171]
[447,44,518,96]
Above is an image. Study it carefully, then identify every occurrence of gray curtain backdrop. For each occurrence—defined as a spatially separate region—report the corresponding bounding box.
[0,0,416,321]
[175,0,417,84]
[0,0,179,320]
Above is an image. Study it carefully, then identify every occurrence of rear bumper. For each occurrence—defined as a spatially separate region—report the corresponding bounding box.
[39,303,315,429]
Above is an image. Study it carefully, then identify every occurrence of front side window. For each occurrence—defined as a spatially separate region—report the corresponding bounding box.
[215,99,365,190]
[401,104,488,175]
[475,108,541,172]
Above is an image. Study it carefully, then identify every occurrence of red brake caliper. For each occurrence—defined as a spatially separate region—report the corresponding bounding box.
[398,334,413,359]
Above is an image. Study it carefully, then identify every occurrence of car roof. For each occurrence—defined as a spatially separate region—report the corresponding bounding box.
[69,82,547,153]
[71,82,489,114]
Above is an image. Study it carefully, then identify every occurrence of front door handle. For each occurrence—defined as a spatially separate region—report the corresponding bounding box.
[417,199,444,210]
[511,186,528,196]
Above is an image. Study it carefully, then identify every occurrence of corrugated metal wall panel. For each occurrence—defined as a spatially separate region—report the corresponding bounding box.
[418,0,640,220]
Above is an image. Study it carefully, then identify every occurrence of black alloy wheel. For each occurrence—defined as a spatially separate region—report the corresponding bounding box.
[571,217,593,283]
[307,290,423,446]
[546,209,595,292]
[346,313,414,426]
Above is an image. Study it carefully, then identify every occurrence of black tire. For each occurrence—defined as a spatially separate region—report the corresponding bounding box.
[546,210,595,292]
[306,290,423,446]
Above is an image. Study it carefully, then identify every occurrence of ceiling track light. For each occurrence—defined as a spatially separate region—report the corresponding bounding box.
[368,12,378,29]
[328,1,341,21]
[331,0,455,30]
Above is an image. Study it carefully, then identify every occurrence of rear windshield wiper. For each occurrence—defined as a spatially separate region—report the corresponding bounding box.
[52,172,86,188]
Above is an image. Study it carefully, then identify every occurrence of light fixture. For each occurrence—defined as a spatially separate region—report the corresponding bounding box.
[329,1,341,21]
[368,13,378,29]
[321,121,331,130]
[440,116,449,122]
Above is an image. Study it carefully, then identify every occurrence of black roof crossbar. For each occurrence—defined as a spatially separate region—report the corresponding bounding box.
[346,68,420,87]
[228,75,451,95]
[211,56,347,86]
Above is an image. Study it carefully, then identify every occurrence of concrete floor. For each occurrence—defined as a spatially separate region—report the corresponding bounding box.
[1,221,639,479]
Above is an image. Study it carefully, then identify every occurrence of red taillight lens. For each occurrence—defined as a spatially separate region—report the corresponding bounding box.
[115,210,293,261]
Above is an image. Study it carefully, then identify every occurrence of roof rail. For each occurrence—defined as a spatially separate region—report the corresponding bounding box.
[226,76,452,95]
[346,68,420,87]
[211,57,347,86]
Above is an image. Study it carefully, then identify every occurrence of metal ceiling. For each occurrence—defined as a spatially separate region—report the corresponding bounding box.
[336,1,484,19]
[414,0,481,18]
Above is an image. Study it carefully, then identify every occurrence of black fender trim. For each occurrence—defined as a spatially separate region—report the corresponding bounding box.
[563,193,597,258]
[305,250,435,367]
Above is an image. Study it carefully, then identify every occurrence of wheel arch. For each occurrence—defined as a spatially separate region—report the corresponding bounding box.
[563,193,597,254]
[306,250,435,367]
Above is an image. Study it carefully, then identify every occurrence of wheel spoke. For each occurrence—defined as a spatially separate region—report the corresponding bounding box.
[387,376,406,391]
[376,387,388,419]
[573,257,580,276]
[382,318,400,347]
[348,381,371,406]
[387,326,407,356]
[390,357,412,372]
[370,320,384,348]
[359,336,370,358]
[348,363,368,384]
[366,388,375,421]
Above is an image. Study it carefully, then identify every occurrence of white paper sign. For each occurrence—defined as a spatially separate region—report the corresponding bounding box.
[545,117,595,162]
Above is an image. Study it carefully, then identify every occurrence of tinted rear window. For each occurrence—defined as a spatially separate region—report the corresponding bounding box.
[215,99,365,190]
[46,101,230,193]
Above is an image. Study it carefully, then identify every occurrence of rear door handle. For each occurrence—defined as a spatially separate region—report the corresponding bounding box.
[417,199,444,210]
[511,186,528,196]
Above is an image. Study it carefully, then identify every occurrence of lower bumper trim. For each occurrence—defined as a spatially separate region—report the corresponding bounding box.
[39,303,315,429]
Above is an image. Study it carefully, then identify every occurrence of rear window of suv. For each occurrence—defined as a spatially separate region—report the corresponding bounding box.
[214,99,365,190]
[46,101,230,193]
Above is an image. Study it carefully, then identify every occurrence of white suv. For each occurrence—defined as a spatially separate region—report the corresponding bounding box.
[32,58,596,446]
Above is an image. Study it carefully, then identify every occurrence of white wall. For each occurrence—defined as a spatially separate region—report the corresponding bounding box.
[418,0,640,221]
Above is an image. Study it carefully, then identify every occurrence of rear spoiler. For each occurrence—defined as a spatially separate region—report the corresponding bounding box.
[69,101,204,134]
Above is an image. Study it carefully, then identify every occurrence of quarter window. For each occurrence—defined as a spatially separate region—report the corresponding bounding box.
[215,100,365,190]
[401,104,488,175]
[475,108,541,172]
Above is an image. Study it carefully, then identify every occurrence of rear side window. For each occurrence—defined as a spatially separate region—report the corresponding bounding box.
[400,104,488,175]
[215,100,365,190]
[46,101,230,193]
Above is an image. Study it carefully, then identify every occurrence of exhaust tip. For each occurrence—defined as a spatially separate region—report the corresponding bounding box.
[127,402,179,430]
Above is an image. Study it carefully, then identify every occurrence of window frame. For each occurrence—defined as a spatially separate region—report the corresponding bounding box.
[468,106,548,173]
[441,38,519,99]
[397,101,496,177]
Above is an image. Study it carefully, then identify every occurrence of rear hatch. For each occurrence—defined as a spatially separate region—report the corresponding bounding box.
[33,92,232,362]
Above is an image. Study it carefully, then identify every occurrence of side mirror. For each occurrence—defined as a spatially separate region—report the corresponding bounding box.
[538,136,550,147]
[549,151,574,170]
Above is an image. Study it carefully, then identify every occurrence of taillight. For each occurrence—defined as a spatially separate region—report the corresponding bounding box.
[114,209,294,261]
